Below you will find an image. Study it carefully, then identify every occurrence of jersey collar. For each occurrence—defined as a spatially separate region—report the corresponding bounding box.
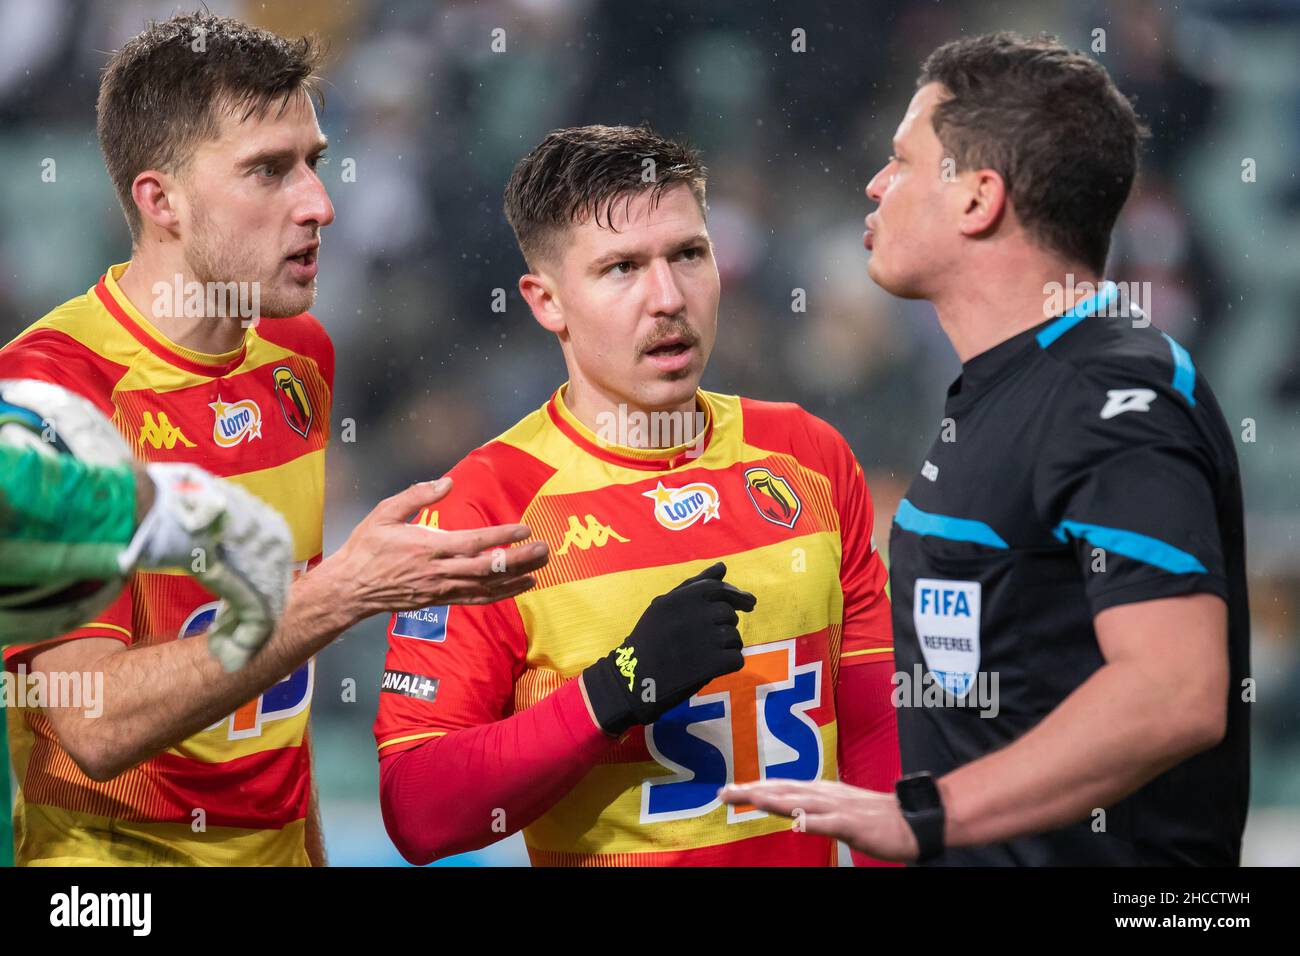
[546,383,715,471]
[94,263,249,377]
[949,279,1118,404]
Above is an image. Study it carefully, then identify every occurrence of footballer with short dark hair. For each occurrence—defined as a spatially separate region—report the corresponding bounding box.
[374,124,901,866]
[724,32,1250,866]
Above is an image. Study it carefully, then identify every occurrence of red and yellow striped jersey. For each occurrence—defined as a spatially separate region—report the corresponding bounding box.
[374,385,890,865]
[0,262,331,866]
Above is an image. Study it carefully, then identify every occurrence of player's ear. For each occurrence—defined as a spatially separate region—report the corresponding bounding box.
[131,169,181,236]
[519,272,566,335]
[958,168,1006,238]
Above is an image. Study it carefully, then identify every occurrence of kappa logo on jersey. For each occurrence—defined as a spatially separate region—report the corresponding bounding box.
[272,365,313,438]
[643,480,720,530]
[208,395,262,447]
[393,605,449,642]
[1100,388,1157,420]
[643,639,823,824]
[743,467,802,529]
[555,514,629,556]
[381,669,440,702]
[179,602,313,739]
[914,578,981,697]
[137,410,196,450]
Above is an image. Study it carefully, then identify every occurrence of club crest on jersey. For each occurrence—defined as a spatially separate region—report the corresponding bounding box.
[913,578,981,698]
[272,365,313,438]
[744,467,802,529]
[208,395,262,447]
[643,480,721,530]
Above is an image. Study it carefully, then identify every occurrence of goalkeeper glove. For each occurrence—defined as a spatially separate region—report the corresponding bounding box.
[118,463,293,672]
[582,562,756,735]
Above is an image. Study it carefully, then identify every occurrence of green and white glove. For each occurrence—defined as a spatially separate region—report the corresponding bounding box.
[119,463,293,671]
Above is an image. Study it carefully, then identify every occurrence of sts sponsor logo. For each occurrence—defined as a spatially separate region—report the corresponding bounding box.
[179,602,312,740]
[208,395,262,447]
[642,480,721,531]
[642,638,823,824]
[913,578,981,697]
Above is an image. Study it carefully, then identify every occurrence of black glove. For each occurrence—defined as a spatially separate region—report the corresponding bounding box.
[582,562,756,735]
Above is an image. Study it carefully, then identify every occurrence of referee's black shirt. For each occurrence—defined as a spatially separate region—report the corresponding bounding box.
[890,283,1250,865]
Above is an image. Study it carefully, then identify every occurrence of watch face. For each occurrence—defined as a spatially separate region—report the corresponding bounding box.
[898,774,941,812]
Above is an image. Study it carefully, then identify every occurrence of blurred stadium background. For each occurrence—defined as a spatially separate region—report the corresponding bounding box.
[1,0,1297,865]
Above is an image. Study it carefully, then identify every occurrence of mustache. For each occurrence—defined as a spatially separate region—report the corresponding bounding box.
[637,320,700,354]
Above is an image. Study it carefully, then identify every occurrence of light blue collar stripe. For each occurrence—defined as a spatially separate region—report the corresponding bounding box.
[1036,280,1119,349]
[1052,519,1207,574]
[895,498,1009,549]
[1161,332,1197,407]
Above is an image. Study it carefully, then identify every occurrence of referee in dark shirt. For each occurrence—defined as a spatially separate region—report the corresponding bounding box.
[721,32,1249,865]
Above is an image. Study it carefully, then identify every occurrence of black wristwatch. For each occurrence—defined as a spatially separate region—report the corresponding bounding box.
[895,771,945,863]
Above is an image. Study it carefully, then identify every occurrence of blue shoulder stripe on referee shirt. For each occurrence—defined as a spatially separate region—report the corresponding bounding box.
[1161,332,1197,406]
[1036,281,1119,349]
[895,498,1009,549]
[1052,519,1207,574]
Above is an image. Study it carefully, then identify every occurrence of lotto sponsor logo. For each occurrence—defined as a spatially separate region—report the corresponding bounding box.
[643,480,720,531]
[208,396,262,448]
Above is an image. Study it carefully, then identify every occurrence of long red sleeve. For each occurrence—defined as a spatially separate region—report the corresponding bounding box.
[379,677,616,865]
[837,656,903,867]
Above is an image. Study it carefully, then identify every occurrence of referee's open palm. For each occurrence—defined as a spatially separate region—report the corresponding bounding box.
[719,778,921,862]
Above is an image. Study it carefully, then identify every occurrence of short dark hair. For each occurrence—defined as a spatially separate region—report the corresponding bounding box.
[503,124,708,269]
[919,32,1148,273]
[97,11,325,240]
